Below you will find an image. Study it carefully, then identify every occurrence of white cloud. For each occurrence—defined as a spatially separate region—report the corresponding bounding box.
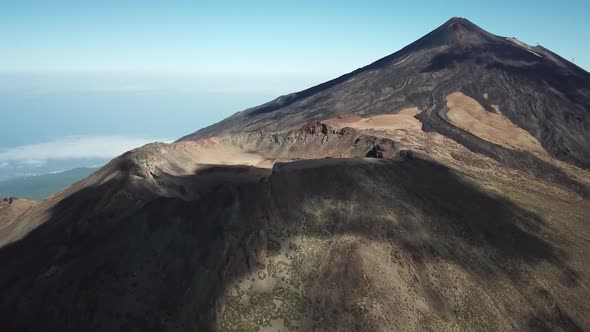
[0,135,171,166]
[16,159,44,168]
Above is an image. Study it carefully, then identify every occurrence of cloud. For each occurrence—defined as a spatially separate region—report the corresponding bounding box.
[16,159,44,168]
[0,135,171,166]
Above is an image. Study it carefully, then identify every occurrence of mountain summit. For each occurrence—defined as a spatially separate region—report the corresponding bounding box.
[412,16,500,47]
[1,18,590,332]
[182,17,589,174]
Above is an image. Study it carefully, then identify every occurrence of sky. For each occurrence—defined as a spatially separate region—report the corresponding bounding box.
[0,0,589,178]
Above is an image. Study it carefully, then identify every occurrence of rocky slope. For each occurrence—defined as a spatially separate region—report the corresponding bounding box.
[0,17,589,332]
[181,17,590,184]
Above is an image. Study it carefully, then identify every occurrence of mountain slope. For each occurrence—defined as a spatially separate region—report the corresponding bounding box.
[1,150,588,331]
[1,17,590,332]
[181,17,590,172]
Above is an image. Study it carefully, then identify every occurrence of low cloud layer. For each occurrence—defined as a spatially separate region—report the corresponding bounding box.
[0,135,170,167]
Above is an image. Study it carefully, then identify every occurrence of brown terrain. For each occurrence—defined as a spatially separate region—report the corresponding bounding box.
[0,17,589,332]
[446,92,548,155]
[0,198,37,230]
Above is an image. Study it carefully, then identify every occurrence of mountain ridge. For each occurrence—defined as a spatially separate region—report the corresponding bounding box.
[1,17,590,332]
[179,18,590,172]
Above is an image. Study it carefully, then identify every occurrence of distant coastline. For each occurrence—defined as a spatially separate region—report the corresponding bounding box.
[0,167,98,200]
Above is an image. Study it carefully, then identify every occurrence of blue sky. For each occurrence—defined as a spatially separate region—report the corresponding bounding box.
[0,0,589,178]
[2,1,588,74]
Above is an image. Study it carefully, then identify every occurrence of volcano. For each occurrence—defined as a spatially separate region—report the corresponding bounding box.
[1,17,589,331]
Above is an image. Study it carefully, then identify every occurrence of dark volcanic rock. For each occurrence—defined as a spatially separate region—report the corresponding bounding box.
[180,17,590,173]
[302,121,332,136]
[398,149,414,159]
[2,17,590,332]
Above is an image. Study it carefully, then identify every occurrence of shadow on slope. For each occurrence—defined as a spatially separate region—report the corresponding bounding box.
[0,158,584,331]
[271,158,578,280]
